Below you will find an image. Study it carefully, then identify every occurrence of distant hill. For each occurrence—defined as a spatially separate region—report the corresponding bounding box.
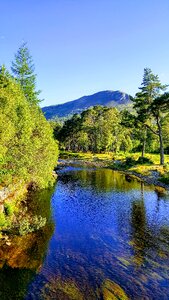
[42,90,131,119]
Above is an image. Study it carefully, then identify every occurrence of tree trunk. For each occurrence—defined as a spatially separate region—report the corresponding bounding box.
[141,127,147,158]
[156,115,164,165]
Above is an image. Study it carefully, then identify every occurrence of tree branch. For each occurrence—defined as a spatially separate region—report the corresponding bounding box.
[145,124,158,135]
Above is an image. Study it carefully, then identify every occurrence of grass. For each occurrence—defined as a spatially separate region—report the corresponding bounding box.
[59,151,169,184]
[59,151,114,160]
[59,151,169,164]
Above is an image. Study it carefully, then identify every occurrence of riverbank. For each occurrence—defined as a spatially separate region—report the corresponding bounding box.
[0,172,57,235]
[58,152,169,192]
[110,162,169,192]
[118,170,169,192]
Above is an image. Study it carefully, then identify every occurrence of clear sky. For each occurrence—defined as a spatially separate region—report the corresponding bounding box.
[0,0,169,106]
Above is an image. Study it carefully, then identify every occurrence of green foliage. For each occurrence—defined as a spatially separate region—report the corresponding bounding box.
[55,72,169,159]
[160,175,169,184]
[57,106,132,154]
[11,42,41,105]
[0,212,7,227]
[18,215,46,236]
[160,169,169,184]
[4,202,15,216]
[137,156,153,165]
[125,157,137,167]
[132,68,168,164]
[0,66,59,189]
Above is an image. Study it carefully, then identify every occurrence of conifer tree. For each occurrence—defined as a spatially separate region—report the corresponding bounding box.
[133,68,168,165]
[11,42,41,104]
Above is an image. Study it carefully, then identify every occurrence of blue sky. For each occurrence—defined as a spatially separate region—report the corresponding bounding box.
[0,0,169,106]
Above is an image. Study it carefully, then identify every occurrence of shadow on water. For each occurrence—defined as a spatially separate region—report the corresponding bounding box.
[1,168,169,299]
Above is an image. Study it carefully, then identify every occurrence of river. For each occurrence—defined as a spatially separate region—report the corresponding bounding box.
[1,167,169,299]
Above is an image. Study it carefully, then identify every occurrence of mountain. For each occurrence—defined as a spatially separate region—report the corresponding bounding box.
[42,90,131,119]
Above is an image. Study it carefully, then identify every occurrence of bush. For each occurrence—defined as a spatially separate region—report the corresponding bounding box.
[18,215,46,235]
[125,157,137,167]
[137,156,153,165]
[4,202,15,216]
[160,173,169,184]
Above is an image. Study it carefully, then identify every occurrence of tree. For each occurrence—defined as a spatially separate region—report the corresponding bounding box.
[133,68,168,165]
[150,92,169,163]
[162,112,169,153]
[121,109,149,157]
[0,67,58,188]
[57,106,132,154]
[11,42,41,104]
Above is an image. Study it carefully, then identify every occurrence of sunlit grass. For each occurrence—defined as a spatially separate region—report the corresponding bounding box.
[59,151,114,160]
[60,151,169,164]
[59,151,169,183]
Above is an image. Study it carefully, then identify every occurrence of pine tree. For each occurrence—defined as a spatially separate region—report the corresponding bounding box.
[11,42,41,104]
[133,68,168,165]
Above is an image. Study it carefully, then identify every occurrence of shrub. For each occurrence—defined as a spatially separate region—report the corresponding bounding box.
[160,173,169,184]
[125,157,136,167]
[4,202,15,216]
[18,215,46,235]
[137,156,153,165]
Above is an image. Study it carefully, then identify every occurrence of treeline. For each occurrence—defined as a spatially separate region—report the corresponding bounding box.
[52,106,132,153]
[51,68,169,165]
[0,44,58,189]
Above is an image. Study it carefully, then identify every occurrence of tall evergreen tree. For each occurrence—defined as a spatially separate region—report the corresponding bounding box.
[11,42,41,104]
[133,68,168,165]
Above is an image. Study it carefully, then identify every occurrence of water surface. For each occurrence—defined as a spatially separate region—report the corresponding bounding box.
[1,167,169,299]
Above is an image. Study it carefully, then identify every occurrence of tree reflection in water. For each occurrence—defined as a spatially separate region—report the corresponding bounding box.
[1,169,169,300]
[0,187,55,300]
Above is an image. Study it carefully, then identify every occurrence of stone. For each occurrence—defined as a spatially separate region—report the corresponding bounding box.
[102,279,129,300]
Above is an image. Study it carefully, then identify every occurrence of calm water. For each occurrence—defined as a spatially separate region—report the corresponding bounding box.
[1,167,169,299]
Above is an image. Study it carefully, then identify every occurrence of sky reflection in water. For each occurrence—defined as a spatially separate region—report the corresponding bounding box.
[1,168,169,299]
[26,168,169,299]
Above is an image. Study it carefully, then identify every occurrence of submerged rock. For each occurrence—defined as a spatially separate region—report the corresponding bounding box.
[102,279,129,300]
[41,278,84,300]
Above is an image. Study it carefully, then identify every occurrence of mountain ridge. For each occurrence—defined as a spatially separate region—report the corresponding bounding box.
[42,90,131,119]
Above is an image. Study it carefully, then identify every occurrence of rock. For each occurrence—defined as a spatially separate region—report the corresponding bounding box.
[52,171,58,179]
[41,278,83,300]
[6,241,11,246]
[102,279,129,300]
[0,187,10,201]
[154,186,166,196]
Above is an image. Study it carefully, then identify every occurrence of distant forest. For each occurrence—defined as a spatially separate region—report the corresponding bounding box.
[50,68,169,165]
